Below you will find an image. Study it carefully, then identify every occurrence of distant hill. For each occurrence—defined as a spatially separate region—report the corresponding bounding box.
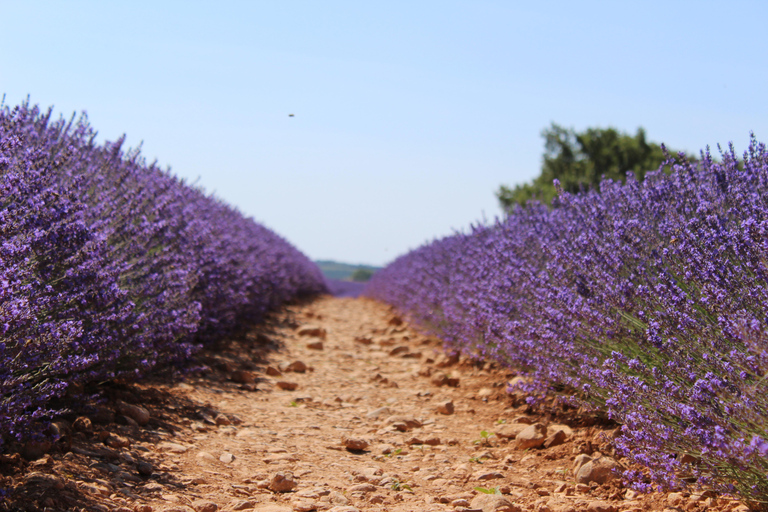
[315,260,381,281]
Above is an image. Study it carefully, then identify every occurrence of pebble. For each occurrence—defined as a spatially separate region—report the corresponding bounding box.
[306,341,324,350]
[375,443,395,454]
[515,423,548,450]
[191,501,218,512]
[470,493,519,512]
[389,346,409,356]
[366,406,391,419]
[252,506,291,512]
[231,370,256,384]
[197,451,217,462]
[264,453,298,463]
[116,400,151,426]
[435,400,454,415]
[277,381,299,391]
[384,415,422,431]
[72,416,93,432]
[230,500,256,510]
[624,489,640,500]
[159,442,188,454]
[544,429,567,448]
[430,372,460,387]
[349,483,377,493]
[266,366,282,376]
[573,454,592,475]
[291,500,318,512]
[495,423,526,439]
[269,471,298,492]
[297,325,327,338]
[296,488,331,499]
[220,452,235,463]
[24,472,63,489]
[328,491,349,505]
[586,501,616,512]
[667,493,684,506]
[283,360,308,373]
[215,414,231,426]
[474,470,504,481]
[341,435,369,451]
[104,434,131,449]
[434,353,459,367]
[137,461,154,476]
[575,456,619,485]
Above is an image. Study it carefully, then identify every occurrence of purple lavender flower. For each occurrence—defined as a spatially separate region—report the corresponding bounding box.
[1,100,326,448]
[366,135,768,503]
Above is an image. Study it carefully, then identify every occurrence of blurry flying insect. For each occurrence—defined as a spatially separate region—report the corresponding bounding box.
[288,114,294,117]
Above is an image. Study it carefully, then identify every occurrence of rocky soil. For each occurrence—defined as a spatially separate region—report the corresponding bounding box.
[0,296,753,512]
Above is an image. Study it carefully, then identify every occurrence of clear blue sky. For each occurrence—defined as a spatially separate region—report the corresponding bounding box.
[2,1,766,266]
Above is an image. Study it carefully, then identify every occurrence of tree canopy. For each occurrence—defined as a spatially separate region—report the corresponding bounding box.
[497,123,693,209]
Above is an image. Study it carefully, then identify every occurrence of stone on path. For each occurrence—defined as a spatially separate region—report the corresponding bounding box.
[544,429,567,448]
[306,341,324,350]
[159,442,188,454]
[137,461,154,475]
[341,435,369,451]
[431,372,460,387]
[281,360,307,373]
[575,456,619,485]
[191,500,218,512]
[366,406,391,419]
[573,454,592,475]
[470,493,521,512]
[269,471,298,492]
[474,470,504,481]
[348,483,377,493]
[384,415,422,431]
[231,370,256,384]
[297,325,326,338]
[291,499,318,512]
[495,423,526,439]
[252,506,291,512]
[277,381,298,391]
[515,423,547,450]
[586,500,617,512]
[436,400,454,415]
[116,400,150,426]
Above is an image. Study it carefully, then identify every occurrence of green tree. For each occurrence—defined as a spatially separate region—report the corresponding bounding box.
[350,268,374,282]
[497,123,692,209]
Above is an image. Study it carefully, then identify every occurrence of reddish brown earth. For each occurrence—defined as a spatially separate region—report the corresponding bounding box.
[0,296,753,512]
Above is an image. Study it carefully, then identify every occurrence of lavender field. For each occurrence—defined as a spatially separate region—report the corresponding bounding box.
[366,140,768,504]
[0,101,327,447]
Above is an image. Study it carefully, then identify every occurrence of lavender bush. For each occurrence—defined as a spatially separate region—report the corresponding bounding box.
[0,100,326,446]
[366,137,768,505]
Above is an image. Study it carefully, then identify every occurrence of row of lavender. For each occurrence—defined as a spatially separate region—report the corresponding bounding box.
[0,102,327,446]
[366,138,768,504]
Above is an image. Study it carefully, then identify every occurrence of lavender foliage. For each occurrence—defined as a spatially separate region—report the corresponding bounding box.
[0,101,326,446]
[326,279,366,298]
[366,138,768,504]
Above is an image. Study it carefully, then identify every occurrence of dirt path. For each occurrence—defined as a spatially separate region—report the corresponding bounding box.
[1,297,747,512]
